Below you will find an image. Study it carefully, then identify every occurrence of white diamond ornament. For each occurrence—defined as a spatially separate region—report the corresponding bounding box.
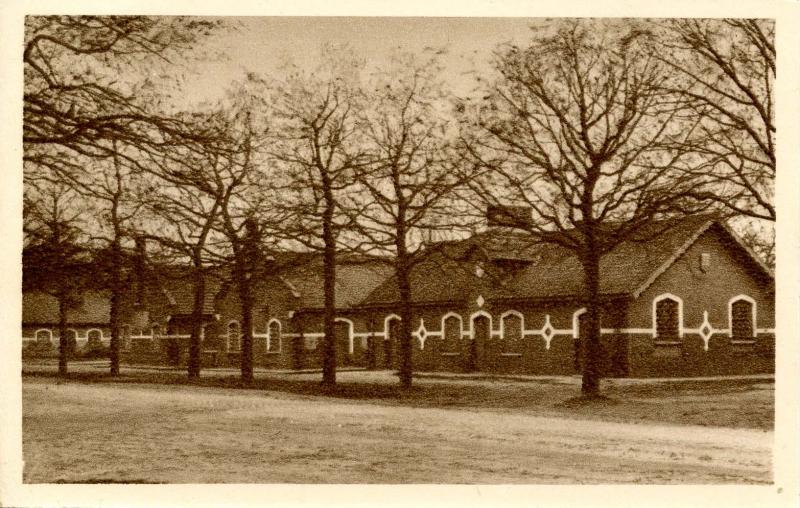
[542,315,554,349]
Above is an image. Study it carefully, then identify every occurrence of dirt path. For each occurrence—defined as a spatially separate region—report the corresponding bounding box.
[22,379,771,484]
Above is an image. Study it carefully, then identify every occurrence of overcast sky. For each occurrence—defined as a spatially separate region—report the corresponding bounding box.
[180,17,547,104]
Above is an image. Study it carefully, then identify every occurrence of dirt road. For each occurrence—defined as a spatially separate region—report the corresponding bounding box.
[22,379,771,483]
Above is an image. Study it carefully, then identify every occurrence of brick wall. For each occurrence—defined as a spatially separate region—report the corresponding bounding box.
[624,226,774,377]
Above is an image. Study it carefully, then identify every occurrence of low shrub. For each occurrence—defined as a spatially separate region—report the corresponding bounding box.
[80,344,110,360]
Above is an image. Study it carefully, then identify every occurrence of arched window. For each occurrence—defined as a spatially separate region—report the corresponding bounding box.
[572,308,587,339]
[65,329,78,354]
[442,313,462,353]
[228,321,241,351]
[501,311,523,353]
[572,309,588,372]
[729,296,756,340]
[334,318,354,355]
[384,316,400,367]
[653,294,682,341]
[87,329,103,345]
[267,319,281,353]
[35,329,52,344]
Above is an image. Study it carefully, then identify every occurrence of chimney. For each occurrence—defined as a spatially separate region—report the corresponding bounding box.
[486,205,533,229]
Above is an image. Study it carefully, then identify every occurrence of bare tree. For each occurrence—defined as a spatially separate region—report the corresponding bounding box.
[137,115,232,379]
[23,183,90,377]
[353,52,474,389]
[23,16,230,377]
[39,141,148,376]
[459,21,707,397]
[735,218,775,269]
[210,94,283,386]
[267,49,367,387]
[24,16,224,175]
[656,19,775,222]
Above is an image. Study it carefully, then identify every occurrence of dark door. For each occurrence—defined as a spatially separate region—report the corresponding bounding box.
[335,321,353,367]
[385,318,399,368]
[469,315,489,372]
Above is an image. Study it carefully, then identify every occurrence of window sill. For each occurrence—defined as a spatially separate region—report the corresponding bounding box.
[654,340,682,346]
[500,353,523,357]
[440,352,460,356]
[731,339,756,345]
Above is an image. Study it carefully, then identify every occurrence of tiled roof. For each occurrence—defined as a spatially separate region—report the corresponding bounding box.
[281,256,394,309]
[147,253,393,313]
[359,216,758,306]
[147,265,222,315]
[22,290,111,325]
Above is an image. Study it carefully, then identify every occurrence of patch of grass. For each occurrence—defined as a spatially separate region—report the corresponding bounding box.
[21,365,774,430]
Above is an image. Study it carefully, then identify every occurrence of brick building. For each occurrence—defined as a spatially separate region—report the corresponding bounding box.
[22,214,774,377]
[22,290,112,354]
[352,215,775,377]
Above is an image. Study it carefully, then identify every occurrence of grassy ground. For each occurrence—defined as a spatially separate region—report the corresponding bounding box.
[21,363,774,484]
[23,361,775,430]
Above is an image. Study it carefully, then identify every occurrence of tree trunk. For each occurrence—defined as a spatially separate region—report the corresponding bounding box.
[188,258,204,379]
[109,144,123,376]
[109,237,122,376]
[397,271,413,389]
[580,238,602,397]
[237,260,254,385]
[394,180,414,389]
[57,289,69,377]
[319,163,338,387]
[321,235,337,387]
[396,234,413,389]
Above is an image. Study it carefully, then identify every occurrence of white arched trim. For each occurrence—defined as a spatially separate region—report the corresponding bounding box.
[267,318,282,352]
[335,317,355,354]
[499,310,524,340]
[438,312,463,353]
[86,328,104,339]
[728,294,757,338]
[652,293,684,339]
[34,328,53,342]
[572,308,587,339]
[469,310,493,340]
[383,314,401,341]
[441,312,464,335]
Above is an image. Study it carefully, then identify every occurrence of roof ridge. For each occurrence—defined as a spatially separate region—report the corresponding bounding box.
[631,218,773,299]
[631,219,715,298]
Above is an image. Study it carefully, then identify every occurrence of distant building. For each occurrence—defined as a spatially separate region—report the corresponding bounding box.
[22,290,112,351]
[22,214,774,377]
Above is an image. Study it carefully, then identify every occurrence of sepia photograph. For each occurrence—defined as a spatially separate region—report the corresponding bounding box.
[2,2,798,507]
